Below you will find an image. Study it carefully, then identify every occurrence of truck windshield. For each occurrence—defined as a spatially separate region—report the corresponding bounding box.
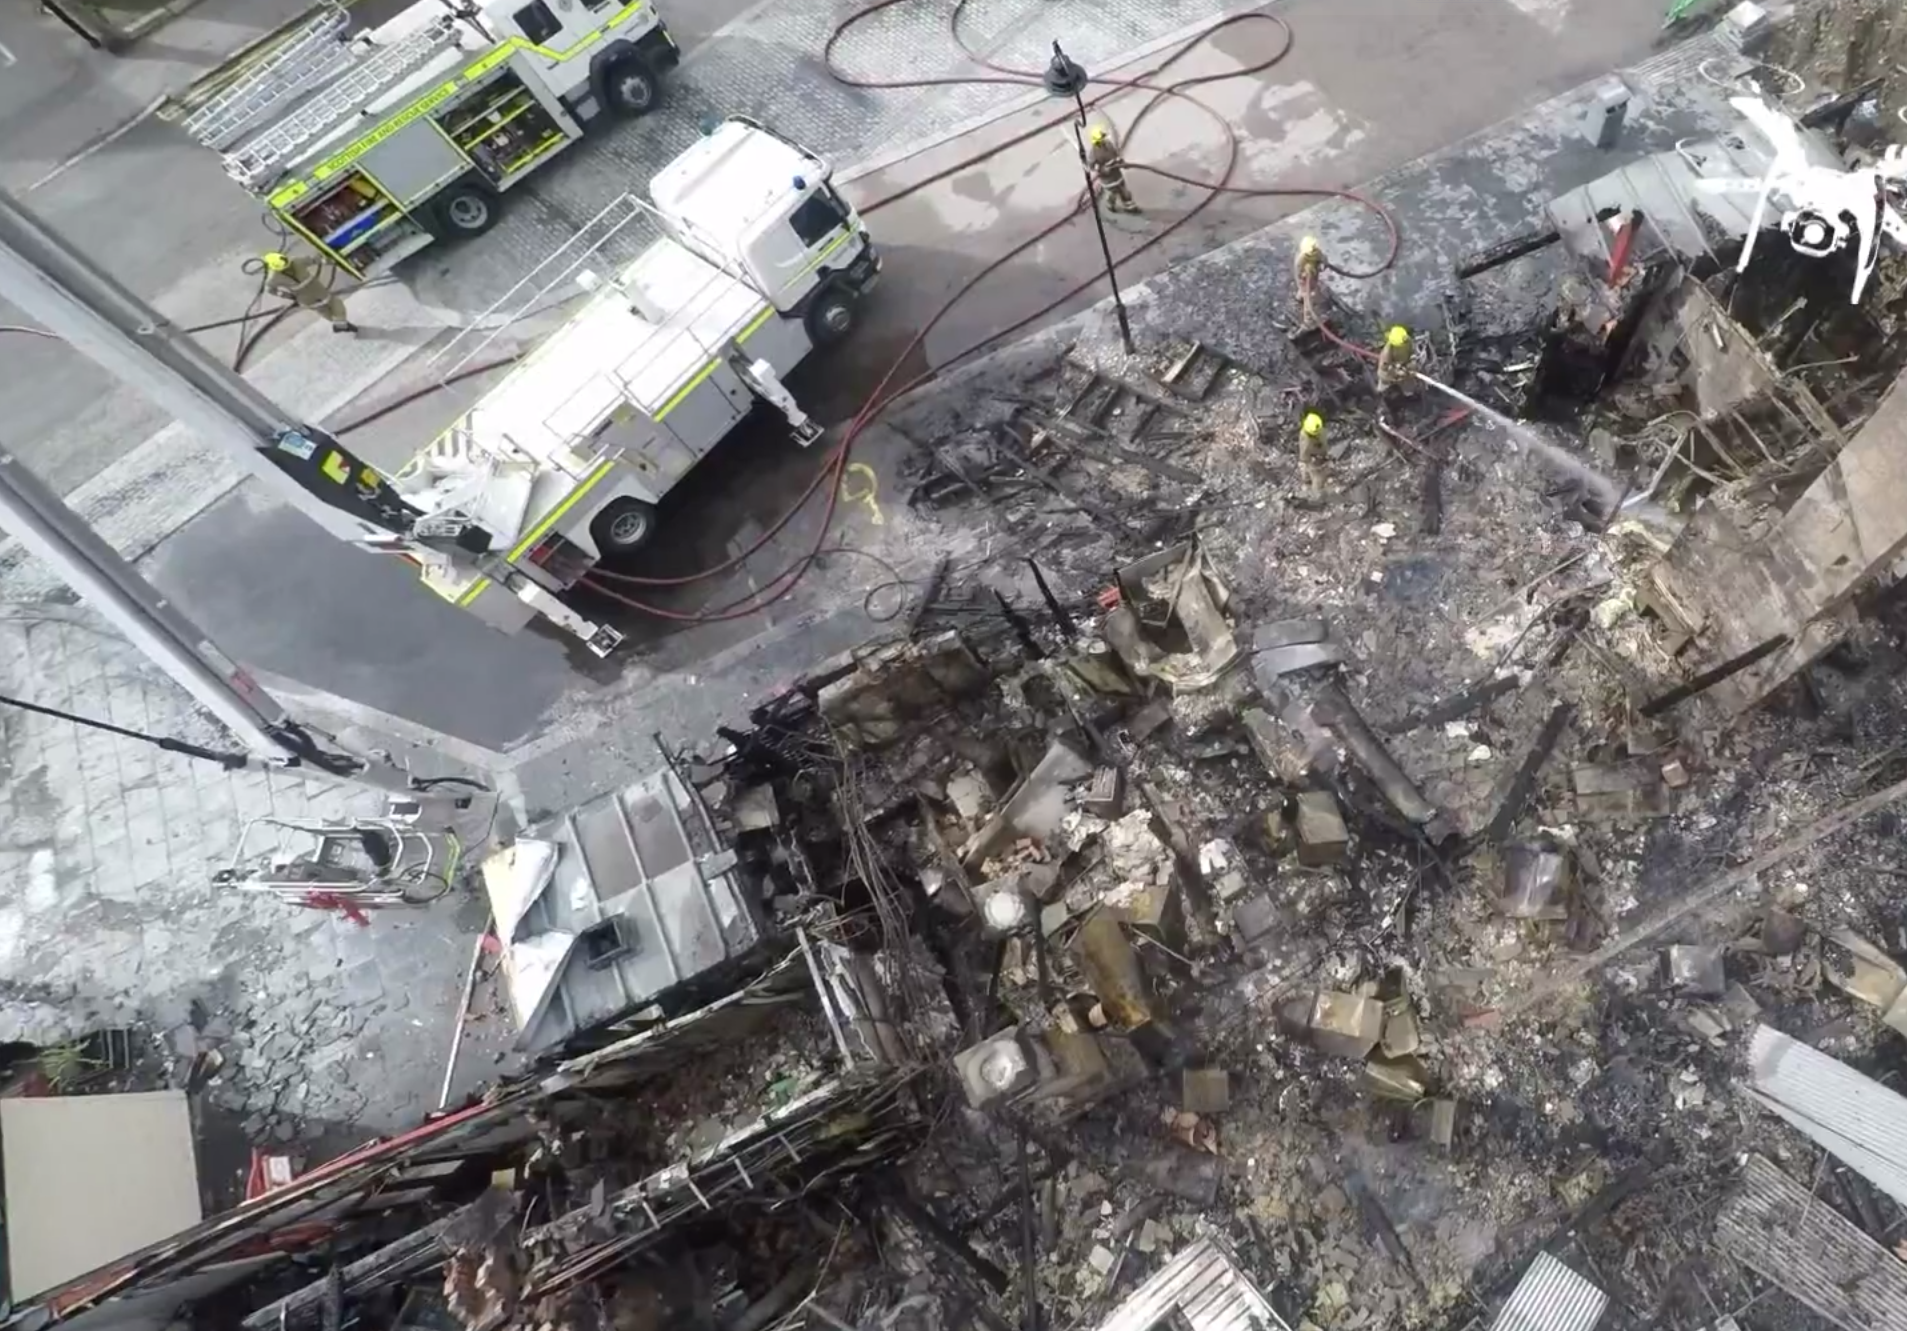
[789,190,848,247]
[513,1,561,43]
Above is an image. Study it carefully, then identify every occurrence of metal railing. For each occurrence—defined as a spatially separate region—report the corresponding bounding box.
[430,193,653,384]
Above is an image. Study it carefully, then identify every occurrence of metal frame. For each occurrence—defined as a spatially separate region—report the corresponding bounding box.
[215,815,460,902]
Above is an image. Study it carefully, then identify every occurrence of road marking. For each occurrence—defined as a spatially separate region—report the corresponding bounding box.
[26,95,164,193]
[840,462,885,526]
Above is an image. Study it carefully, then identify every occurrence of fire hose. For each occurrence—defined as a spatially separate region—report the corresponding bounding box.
[577,0,1403,624]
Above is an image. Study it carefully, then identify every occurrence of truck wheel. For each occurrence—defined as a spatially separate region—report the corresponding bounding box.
[605,60,659,116]
[592,498,657,554]
[805,287,855,347]
[435,185,498,239]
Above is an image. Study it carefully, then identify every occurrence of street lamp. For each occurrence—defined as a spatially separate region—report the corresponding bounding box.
[1043,41,1134,352]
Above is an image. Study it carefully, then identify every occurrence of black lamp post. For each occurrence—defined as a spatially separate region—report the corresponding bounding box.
[1043,41,1133,352]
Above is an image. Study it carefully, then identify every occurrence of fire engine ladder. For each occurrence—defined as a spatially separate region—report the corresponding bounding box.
[181,4,353,151]
[222,11,465,189]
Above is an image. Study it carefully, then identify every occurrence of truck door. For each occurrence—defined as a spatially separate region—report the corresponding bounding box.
[597,410,695,495]
[749,185,852,309]
[659,362,751,460]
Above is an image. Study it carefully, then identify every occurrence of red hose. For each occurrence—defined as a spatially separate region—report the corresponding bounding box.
[578,1,1402,623]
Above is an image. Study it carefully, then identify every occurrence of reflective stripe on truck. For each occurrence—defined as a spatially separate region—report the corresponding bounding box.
[507,459,618,562]
[268,0,657,209]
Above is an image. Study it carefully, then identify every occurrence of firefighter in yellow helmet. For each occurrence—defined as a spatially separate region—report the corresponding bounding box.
[1086,123,1140,215]
[1376,324,1414,393]
[1293,236,1325,325]
[261,250,356,334]
[1299,410,1329,500]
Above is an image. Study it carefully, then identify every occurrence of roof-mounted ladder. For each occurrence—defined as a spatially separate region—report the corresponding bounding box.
[182,4,354,151]
[222,12,465,189]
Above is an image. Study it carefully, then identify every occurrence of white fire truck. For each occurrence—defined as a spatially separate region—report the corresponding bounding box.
[385,116,882,652]
[182,0,680,276]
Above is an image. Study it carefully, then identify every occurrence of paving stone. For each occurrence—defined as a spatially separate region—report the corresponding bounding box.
[340,960,386,1006]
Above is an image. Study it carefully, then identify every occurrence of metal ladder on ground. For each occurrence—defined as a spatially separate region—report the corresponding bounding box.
[181,4,353,152]
[222,11,466,189]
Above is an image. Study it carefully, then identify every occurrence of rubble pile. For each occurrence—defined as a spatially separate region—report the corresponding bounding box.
[1765,0,1907,109]
[805,54,1907,1328]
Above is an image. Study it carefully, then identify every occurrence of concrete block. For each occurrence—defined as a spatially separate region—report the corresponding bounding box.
[1231,894,1278,951]
[953,1027,1037,1109]
[1252,618,1329,652]
[1583,79,1630,150]
[1722,1,1772,49]
[1080,767,1123,817]
[1381,998,1422,1057]
[1310,990,1383,1059]
[1039,1029,1115,1104]
[1667,944,1726,998]
[1294,790,1349,866]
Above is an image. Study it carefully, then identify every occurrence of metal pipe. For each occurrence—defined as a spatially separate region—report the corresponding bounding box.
[1070,110,1135,352]
[437,926,488,1110]
[1017,1131,1042,1331]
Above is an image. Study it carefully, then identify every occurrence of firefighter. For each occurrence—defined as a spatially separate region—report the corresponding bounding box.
[262,251,356,334]
[1376,324,1414,397]
[1299,410,1328,500]
[1086,124,1140,214]
[1293,236,1325,324]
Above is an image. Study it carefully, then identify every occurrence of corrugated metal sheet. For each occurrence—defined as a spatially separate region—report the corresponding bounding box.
[1716,1154,1907,1330]
[484,767,768,1053]
[1545,132,1774,266]
[1490,1251,1608,1331]
[1747,1024,1907,1209]
[1095,1238,1292,1331]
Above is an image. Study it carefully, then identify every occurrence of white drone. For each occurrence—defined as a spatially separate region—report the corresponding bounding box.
[1696,96,1907,303]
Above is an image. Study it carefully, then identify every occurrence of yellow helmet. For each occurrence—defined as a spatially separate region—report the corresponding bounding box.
[1088,125,1109,145]
[1386,325,1410,348]
[1299,236,1321,256]
[262,251,290,273]
[1301,412,1325,436]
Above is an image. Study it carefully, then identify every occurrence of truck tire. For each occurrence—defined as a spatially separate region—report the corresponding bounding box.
[805,286,855,347]
[435,184,499,240]
[605,59,659,116]
[592,498,657,554]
